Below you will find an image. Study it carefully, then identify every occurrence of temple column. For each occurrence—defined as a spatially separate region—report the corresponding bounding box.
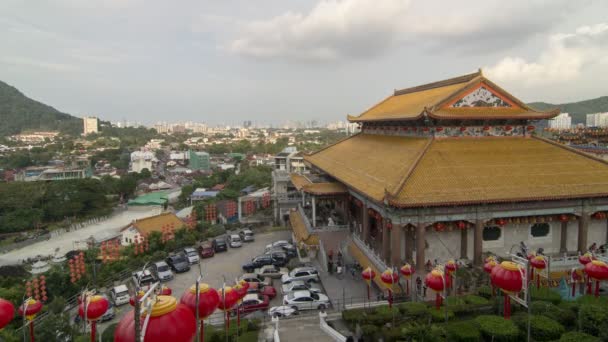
[405,227,414,263]
[474,220,484,266]
[382,220,390,264]
[578,212,589,253]
[312,196,317,228]
[560,221,568,253]
[362,204,369,244]
[415,223,426,270]
[391,224,403,266]
[460,227,468,259]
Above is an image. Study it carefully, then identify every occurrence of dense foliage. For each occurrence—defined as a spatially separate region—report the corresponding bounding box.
[0,80,82,136]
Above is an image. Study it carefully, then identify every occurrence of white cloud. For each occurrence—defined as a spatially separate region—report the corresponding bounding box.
[227,0,573,62]
[486,23,608,85]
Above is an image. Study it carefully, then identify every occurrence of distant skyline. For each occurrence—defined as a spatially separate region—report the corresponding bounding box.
[1,0,608,125]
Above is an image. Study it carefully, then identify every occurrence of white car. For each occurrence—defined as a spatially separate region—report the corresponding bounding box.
[240,273,272,287]
[255,265,289,279]
[281,267,319,285]
[239,229,255,242]
[265,240,293,252]
[110,285,130,306]
[281,280,322,295]
[183,247,200,264]
[283,290,330,311]
[268,306,299,318]
[226,234,243,248]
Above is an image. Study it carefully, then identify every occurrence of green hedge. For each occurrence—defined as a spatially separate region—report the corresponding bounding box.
[342,308,365,325]
[527,315,565,341]
[474,315,520,342]
[530,287,561,304]
[477,285,493,299]
[559,331,601,342]
[428,307,454,322]
[445,321,481,342]
[579,303,608,340]
[397,302,429,320]
[464,294,490,305]
[530,301,576,328]
[361,324,379,339]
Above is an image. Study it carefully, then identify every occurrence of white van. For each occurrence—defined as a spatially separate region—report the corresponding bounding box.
[110,285,130,306]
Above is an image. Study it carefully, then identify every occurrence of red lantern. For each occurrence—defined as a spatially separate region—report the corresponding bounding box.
[380,269,398,308]
[19,298,42,342]
[400,264,414,296]
[217,287,239,331]
[530,256,547,288]
[527,125,535,131]
[490,261,523,319]
[483,258,497,274]
[457,221,467,230]
[584,260,608,297]
[505,125,513,131]
[361,267,376,300]
[0,298,14,330]
[460,126,467,132]
[559,214,569,222]
[434,222,446,232]
[180,283,220,342]
[579,252,594,266]
[160,286,172,296]
[422,127,430,132]
[79,295,110,342]
[483,126,490,131]
[129,291,145,307]
[386,221,393,230]
[115,296,196,342]
[435,127,444,132]
[445,260,457,274]
[495,218,506,226]
[425,269,446,310]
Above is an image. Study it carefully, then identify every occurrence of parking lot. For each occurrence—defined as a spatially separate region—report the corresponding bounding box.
[97,229,293,333]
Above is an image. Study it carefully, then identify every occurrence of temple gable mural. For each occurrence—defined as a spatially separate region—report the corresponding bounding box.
[451,86,512,108]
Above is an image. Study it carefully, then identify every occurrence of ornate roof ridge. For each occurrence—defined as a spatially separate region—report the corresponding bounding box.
[393,70,481,96]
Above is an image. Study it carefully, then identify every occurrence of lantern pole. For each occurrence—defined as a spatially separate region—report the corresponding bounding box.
[222,277,227,342]
[195,275,201,342]
[21,294,28,342]
[139,282,160,342]
[441,268,448,324]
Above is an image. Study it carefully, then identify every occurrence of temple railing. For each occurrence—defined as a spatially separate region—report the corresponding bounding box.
[298,204,314,235]
[314,225,349,232]
[352,234,388,271]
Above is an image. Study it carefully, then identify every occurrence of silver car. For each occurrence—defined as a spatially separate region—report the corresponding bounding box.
[281,280,322,295]
[281,267,319,285]
[239,229,255,242]
[153,261,174,282]
[283,290,330,311]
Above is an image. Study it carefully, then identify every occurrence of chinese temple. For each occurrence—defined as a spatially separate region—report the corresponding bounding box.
[294,70,608,278]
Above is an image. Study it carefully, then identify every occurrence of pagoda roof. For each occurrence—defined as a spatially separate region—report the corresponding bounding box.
[290,173,349,195]
[305,133,608,207]
[347,70,559,122]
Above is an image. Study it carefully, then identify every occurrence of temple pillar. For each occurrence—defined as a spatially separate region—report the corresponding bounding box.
[404,227,414,263]
[391,224,403,266]
[474,220,484,266]
[578,212,589,253]
[382,220,390,263]
[460,227,468,259]
[362,204,369,244]
[560,221,568,253]
[415,223,426,270]
[312,196,317,228]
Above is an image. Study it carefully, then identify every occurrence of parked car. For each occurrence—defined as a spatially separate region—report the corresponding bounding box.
[152,261,174,282]
[283,290,330,311]
[166,254,191,273]
[132,270,156,286]
[266,251,288,266]
[265,240,293,252]
[255,265,289,279]
[281,267,319,285]
[242,255,274,273]
[268,306,299,318]
[247,282,277,299]
[232,294,269,316]
[239,273,272,287]
[110,285,130,306]
[183,247,200,264]
[99,295,115,322]
[226,234,243,248]
[239,229,254,242]
[281,280,322,295]
[198,241,215,258]
[266,246,297,259]
[213,238,228,252]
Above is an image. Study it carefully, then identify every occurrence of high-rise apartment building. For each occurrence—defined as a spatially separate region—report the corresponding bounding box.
[83,116,99,135]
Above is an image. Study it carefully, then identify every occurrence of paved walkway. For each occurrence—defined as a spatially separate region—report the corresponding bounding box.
[277,316,333,342]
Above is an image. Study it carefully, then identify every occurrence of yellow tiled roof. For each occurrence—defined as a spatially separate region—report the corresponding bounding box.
[290,174,311,191]
[391,137,608,206]
[289,210,319,246]
[303,182,348,195]
[304,134,430,201]
[348,241,401,293]
[131,212,184,235]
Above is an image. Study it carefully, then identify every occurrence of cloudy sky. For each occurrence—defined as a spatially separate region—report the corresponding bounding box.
[1,0,607,125]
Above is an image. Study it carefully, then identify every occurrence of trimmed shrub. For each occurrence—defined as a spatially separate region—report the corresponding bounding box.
[368,305,395,325]
[477,285,493,299]
[528,315,565,341]
[397,302,429,320]
[400,322,443,341]
[576,294,608,307]
[101,323,117,342]
[559,331,601,342]
[531,301,576,328]
[342,308,365,325]
[361,324,379,339]
[446,296,466,306]
[428,307,454,322]
[238,331,259,342]
[474,315,520,342]
[445,321,480,342]
[464,294,490,305]
[579,303,608,340]
[530,287,561,305]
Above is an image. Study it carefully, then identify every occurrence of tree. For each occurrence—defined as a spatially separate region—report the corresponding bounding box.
[139,168,152,179]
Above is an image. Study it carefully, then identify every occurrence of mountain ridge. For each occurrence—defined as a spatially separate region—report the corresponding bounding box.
[528,96,608,124]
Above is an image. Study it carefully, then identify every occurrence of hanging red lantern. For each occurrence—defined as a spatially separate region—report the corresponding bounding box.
[79,295,110,342]
[483,126,490,131]
[495,218,506,226]
[425,268,446,310]
[19,298,42,342]
[361,267,376,301]
[445,260,457,274]
[527,125,535,131]
[490,261,523,319]
[530,256,547,289]
[434,222,446,232]
[180,283,220,342]
[460,126,467,132]
[483,258,497,274]
[386,221,393,230]
[217,287,239,331]
[115,296,196,342]
[505,125,513,131]
[584,260,608,297]
[160,286,172,296]
[400,264,414,296]
[558,214,569,222]
[380,269,399,308]
[0,298,14,330]
[435,127,444,132]
[422,127,430,132]
[457,221,467,230]
[579,252,594,266]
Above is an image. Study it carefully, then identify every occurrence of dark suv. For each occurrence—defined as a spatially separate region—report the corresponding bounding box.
[166,254,190,273]
[213,238,228,252]
[242,253,287,273]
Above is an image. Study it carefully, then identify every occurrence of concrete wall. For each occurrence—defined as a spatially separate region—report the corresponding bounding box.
[424,229,462,262]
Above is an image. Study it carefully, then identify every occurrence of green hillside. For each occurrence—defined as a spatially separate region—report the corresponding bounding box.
[528,96,608,124]
[0,80,82,137]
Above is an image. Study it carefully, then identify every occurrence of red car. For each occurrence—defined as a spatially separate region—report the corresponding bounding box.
[247,282,277,299]
[233,294,269,316]
[198,241,215,258]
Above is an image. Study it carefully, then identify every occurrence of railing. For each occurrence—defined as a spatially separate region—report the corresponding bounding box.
[352,234,388,271]
[319,239,328,272]
[549,252,607,268]
[319,312,347,342]
[298,205,314,234]
[273,316,280,342]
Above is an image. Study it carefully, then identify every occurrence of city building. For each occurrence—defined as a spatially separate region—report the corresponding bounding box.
[273,147,306,173]
[272,147,308,225]
[189,150,210,171]
[120,212,183,245]
[130,150,157,173]
[15,166,91,182]
[145,139,165,150]
[83,116,99,135]
[288,70,608,287]
[548,113,571,130]
[586,112,608,127]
